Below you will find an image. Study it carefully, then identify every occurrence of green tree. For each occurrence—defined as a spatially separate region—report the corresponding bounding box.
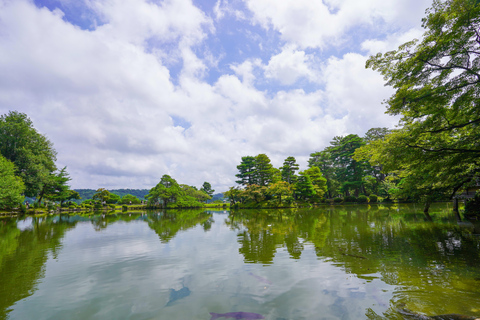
[42,167,80,206]
[200,182,215,197]
[181,184,211,202]
[294,173,316,201]
[147,175,183,207]
[254,154,275,186]
[309,150,339,198]
[364,0,480,204]
[0,155,25,209]
[235,156,256,186]
[329,134,367,197]
[0,111,57,197]
[92,188,112,203]
[266,180,294,204]
[302,167,328,201]
[120,194,141,205]
[224,186,244,205]
[281,156,299,184]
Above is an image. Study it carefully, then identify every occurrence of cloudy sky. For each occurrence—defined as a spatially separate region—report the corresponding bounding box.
[0,0,432,192]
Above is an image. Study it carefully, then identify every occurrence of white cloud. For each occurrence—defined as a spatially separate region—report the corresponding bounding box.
[264,45,317,85]
[244,0,432,49]
[361,28,424,56]
[0,0,428,192]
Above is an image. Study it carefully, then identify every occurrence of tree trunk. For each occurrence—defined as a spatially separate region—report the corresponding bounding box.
[423,200,433,221]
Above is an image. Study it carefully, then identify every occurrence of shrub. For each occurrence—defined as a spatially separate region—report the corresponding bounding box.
[108,204,116,209]
[333,197,343,203]
[357,195,368,203]
[369,194,378,203]
[344,195,357,203]
[122,205,128,212]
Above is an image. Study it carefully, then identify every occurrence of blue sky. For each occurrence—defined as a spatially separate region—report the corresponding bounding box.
[0,0,432,191]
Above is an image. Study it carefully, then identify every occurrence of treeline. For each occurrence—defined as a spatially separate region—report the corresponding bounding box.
[74,189,150,202]
[225,154,328,207]
[225,129,388,208]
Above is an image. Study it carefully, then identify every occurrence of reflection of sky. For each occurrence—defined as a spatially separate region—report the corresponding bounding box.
[8,213,394,319]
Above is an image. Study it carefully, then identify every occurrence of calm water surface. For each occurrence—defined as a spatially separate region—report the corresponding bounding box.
[1,203,479,320]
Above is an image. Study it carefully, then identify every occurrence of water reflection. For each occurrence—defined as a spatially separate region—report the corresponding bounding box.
[0,216,77,319]
[230,204,480,318]
[0,205,478,320]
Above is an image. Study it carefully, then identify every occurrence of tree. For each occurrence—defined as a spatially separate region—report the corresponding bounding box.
[329,134,367,197]
[0,155,25,209]
[120,194,141,205]
[253,154,275,186]
[361,128,391,196]
[147,175,183,207]
[224,186,243,205]
[235,156,256,186]
[364,0,480,202]
[0,111,57,197]
[181,184,211,202]
[294,173,316,201]
[266,180,293,204]
[302,167,328,201]
[92,188,112,203]
[200,182,215,197]
[281,156,299,184]
[42,167,80,206]
[309,150,339,198]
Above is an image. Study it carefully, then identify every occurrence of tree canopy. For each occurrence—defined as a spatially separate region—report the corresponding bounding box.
[0,111,58,198]
[358,0,480,209]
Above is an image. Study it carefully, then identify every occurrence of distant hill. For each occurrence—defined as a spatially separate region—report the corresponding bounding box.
[75,189,150,201]
[211,193,225,202]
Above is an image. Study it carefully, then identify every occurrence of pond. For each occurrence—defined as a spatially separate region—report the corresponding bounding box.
[0,203,479,320]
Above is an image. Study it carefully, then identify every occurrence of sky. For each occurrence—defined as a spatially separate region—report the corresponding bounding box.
[0,0,433,192]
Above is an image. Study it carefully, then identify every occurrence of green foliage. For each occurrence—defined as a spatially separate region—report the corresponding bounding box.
[0,111,58,197]
[235,154,276,187]
[200,182,215,197]
[119,194,141,205]
[294,173,316,201]
[182,184,211,202]
[281,156,299,184]
[361,0,480,210]
[333,197,343,203]
[369,194,378,203]
[357,195,368,203]
[0,155,25,209]
[235,156,256,186]
[92,188,112,203]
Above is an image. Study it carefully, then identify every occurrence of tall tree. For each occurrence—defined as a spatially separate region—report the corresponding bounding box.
[309,150,338,198]
[329,134,367,197]
[235,156,256,186]
[0,111,57,197]
[200,182,215,197]
[294,173,316,201]
[281,156,299,184]
[364,0,480,202]
[254,154,275,186]
[302,167,328,201]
